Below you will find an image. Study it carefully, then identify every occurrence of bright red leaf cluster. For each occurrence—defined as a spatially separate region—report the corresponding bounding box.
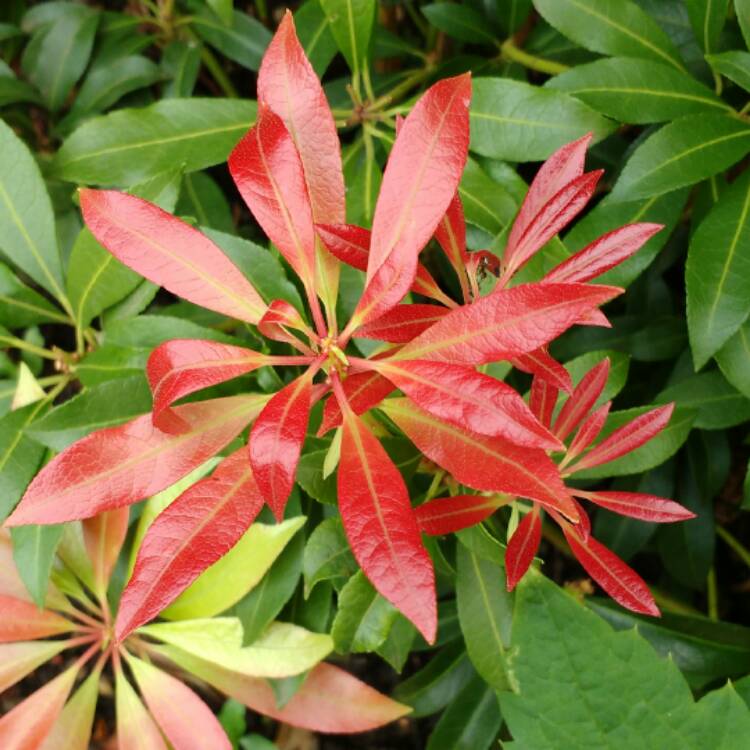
[7,12,694,643]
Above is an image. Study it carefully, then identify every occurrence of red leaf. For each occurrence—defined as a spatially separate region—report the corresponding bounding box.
[6,395,266,526]
[79,190,265,324]
[148,340,267,425]
[511,348,572,393]
[381,398,578,521]
[347,75,471,330]
[570,403,674,473]
[318,372,394,435]
[502,171,603,281]
[415,494,505,535]
[338,407,436,641]
[505,508,542,591]
[394,283,621,364]
[529,376,558,428]
[250,370,314,519]
[229,106,317,294]
[0,595,72,643]
[369,359,562,450]
[566,401,611,461]
[82,507,130,594]
[563,526,659,616]
[116,450,263,641]
[130,656,232,750]
[553,359,610,440]
[544,223,663,284]
[574,490,696,523]
[504,133,590,274]
[434,192,468,278]
[355,305,449,343]
[258,300,311,346]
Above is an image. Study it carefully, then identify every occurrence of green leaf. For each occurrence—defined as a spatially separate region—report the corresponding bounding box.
[192,7,271,71]
[342,137,382,226]
[532,0,685,70]
[612,115,750,200]
[162,517,306,620]
[0,403,47,522]
[0,263,68,328]
[656,371,750,429]
[422,3,498,44]
[218,699,246,748]
[716,320,750,397]
[161,40,201,98]
[208,0,234,25]
[456,543,512,691]
[573,406,696,478]
[303,517,357,596]
[547,57,729,123]
[684,0,729,53]
[177,172,234,233]
[686,171,750,367]
[331,570,398,653]
[0,60,42,107]
[21,4,99,111]
[376,614,417,672]
[737,0,750,49]
[319,0,377,76]
[564,349,630,404]
[426,674,502,750]
[295,0,339,76]
[11,523,64,607]
[103,314,237,349]
[501,571,750,749]
[707,51,750,93]
[564,188,688,288]
[28,376,152,451]
[0,119,65,304]
[51,98,257,186]
[470,78,614,162]
[459,158,518,235]
[76,345,148,387]
[140,618,332,678]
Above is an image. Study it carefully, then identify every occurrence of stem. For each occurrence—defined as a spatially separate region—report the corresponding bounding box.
[707,567,719,620]
[305,284,329,338]
[369,67,433,111]
[716,525,750,568]
[425,470,446,502]
[0,334,57,360]
[500,39,569,75]
[265,355,317,367]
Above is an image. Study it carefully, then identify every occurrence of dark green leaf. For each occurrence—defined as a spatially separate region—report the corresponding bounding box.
[192,7,271,71]
[303,517,357,596]
[319,0,377,75]
[422,3,498,45]
[737,0,750,49]
[177,172,234,233]
[459,158,517,235]
[706,50,750,93]
[161,40,201,98]
[295,0,338,77]
[0,60,42,107]
[715,320,750,397]
[103,315,238,349]
[0,262,68,328]
[11,523,63,607]
[376,614,417,672]
[684,0,729,53]
[76,344,148,387]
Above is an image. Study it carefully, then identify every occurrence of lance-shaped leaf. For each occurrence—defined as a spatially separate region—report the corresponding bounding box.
[434,193,469,278]
[82,507,129,596]
[116,450,264,641]
[147,339,267,423]
[250,370,314,519]
[156,648,411,733]
[574,490,695,523]
[0,664,78,749]
[416,494,508,536]
[529,376,559,428]
[128,655,232,750]
[338,406,437,642]
[0,641,68,693]
[504,134,590,270]
[0,595,73,642]
[348,74,471,330]
[39,668,100,750]
[258,299,311,346]
[393,283,620,364]
[569,403,674,473]
[562,526,659,616]
[512,348,572,393]
[319,371,394,434]
[545,223,663,284]
[316,223,453,305]
[355,305,450,343]
[505,508,542,591]
[553,359,610,440]
[79,189,265,323]
[566,401,610,461]
[369,359,562,450]
[6,394,267,526]
[381,398,578,521]
[502,170,603,281]
[115,667,167,750]
[228,106,317,294]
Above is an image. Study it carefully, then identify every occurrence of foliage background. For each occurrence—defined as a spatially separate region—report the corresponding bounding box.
[1,0,750,747]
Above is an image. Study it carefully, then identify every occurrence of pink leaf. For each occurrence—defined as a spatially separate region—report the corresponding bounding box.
[318,372,394,435]
[512,348,572,393]
[82,508,130,594]
[505,508,542,591]
[574,490,696,522]
[553,359,610,440]
[0,595,73,643]
[415,495,505,535]
[355,305,450,343]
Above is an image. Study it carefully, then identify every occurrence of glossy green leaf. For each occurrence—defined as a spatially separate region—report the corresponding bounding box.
[331,570,398,653]
[161,40,201,98]
[532,0,685,70]
[470,78,614,161]
[320,0,376,75]
[706,51,750,93]
[716,320,750,397]
[612,115,750,200]
[295,0,338,76]
[547,57,729,123]
[103,315,237,349]
[303,517,357,596]
[376,614,417,672]
[0,263,67,328]
[501,571,750,749]
[76,345,149,387]
[51,98,257,186]
[177,172,234,232]
[11,523,64,607]
[162,517,305,620]
[192,7,271,71]
[564,349,630,405]
[684,0,729,53]
[342,137,382,226]
[0,119,65,303]
[737,0,750,49]
[422,3,498,44]
[686,171,750,367]
[456,543,512,691]
[460,158,518,235]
